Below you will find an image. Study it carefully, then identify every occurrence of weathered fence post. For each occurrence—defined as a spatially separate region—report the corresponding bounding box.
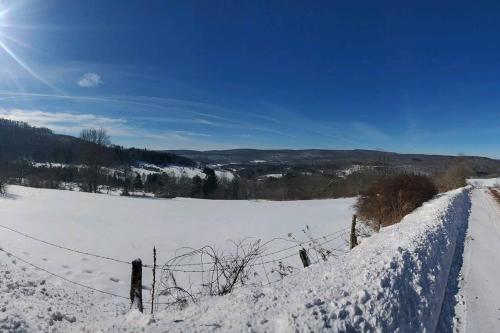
[299,248,311,268]
[151,247,156,315]
[130,258,143,313]
[350,214,358,250]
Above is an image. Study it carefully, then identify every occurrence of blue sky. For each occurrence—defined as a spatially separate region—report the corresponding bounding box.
[0,0,499,157]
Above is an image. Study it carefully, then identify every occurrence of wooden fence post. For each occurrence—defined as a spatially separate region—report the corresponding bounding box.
[151,247,156,315]
[299,248,310,268]
[130,258,143,312]
[350,214,358,250]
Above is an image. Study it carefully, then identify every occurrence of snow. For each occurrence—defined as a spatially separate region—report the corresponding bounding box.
[467,177,500,188]
[0,185,354,308]
[0,260,126,332]
[110,186,467,332]
[132,164,234,180]
[31,161,235,181]
[32,162,71,168]
[336,165,375,178]
[0,182,486,332]
[443,186,500,332]
[262,173,283,178]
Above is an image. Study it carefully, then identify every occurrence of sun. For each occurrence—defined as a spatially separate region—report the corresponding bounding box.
[0,1,11,26]
[0,1,56,90]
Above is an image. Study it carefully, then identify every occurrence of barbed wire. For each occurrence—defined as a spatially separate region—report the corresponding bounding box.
[0,222,350,270]
[0,230,351,307]
[0,247,129,300]
[150,230,350,272]
[0,223,131,265]
[257,228,349,259]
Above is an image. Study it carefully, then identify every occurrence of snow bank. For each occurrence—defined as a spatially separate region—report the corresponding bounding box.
[0,260,126,332]
[467,178,500,188]
[93,187,471,332]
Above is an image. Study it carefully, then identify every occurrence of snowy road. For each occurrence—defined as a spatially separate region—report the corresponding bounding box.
[452,188,500,332]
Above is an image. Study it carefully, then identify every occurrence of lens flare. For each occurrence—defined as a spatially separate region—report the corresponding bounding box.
[0,1,57,90]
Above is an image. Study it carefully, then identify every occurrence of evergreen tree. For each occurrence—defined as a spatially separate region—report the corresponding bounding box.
[133,174,143,189]
[202,167,218,198]
[191,175,203,197]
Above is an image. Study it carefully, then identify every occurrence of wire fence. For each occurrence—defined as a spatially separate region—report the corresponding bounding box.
[0,247,129,299]
[0,222,349,269]
[0,221,353,309]
[0,223,131,265]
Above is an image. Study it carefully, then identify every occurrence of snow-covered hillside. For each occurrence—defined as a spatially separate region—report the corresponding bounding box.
[131,163,234,180]
[32,162,235,181]
[0,183,477,332]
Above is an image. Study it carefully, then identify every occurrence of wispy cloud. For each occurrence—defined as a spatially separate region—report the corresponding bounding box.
[77,72,102,88]
[0,108,125,134]
[0,108,241,150]
[0,91,394,151]
[0,91,292,137]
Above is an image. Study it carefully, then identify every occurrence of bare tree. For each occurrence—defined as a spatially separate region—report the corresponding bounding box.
[79,128,111,192]
[79,128,111,146]
[0,177,6,196]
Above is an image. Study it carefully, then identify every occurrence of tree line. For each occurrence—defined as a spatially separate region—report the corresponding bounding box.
[0,118,476,201]
[0,118,194,167]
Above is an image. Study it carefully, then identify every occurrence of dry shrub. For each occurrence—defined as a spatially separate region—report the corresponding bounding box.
[356,174,437,230]
[433,161,472,192]
[490,188,500,204]
[156,239,264,310]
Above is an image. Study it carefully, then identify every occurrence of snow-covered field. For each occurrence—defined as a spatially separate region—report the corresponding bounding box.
[0,185,354,308]
[1,181,480,332]
[124,187,468,332]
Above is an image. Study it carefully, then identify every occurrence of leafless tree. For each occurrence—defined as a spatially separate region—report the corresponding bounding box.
[79,128,111,146]
[0,177,6,196]
[79,128,111,192]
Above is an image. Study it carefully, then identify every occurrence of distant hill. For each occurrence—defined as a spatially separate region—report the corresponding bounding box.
[0,118,194,167]
[166,149,500,176]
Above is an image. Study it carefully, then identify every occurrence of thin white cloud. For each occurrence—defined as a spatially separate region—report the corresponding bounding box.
[77,72,102,88]
[0,108,126,134]
[0,108,225,149]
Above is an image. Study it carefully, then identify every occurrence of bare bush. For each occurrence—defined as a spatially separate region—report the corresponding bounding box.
[156,239,264,309]
[356,174,438,230]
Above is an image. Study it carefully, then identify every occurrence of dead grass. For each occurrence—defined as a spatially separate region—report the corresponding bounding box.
[489,188,500,205]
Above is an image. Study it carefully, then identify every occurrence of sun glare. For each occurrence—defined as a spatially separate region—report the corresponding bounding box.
[0,1,57,90]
